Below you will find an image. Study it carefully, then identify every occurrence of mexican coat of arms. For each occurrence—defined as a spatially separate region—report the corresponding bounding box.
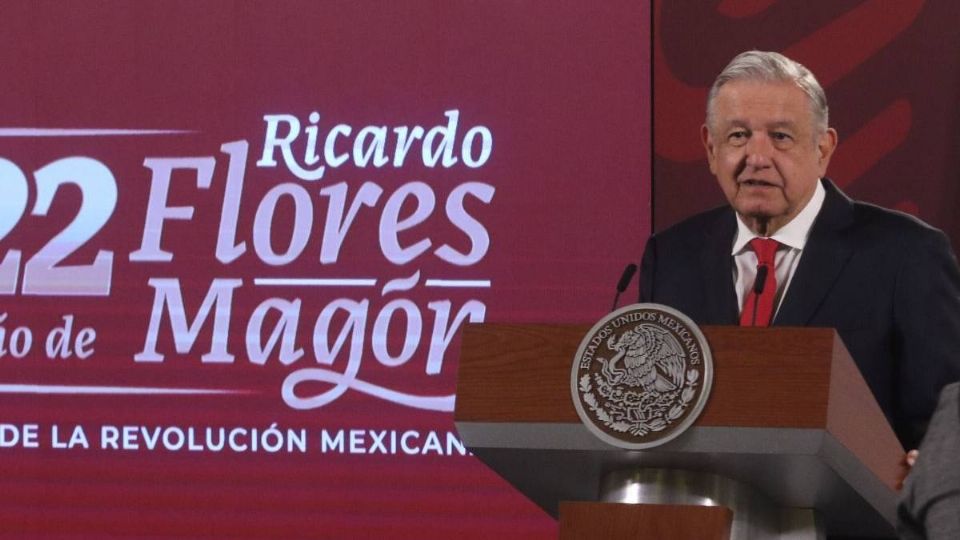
[571,303,713,449]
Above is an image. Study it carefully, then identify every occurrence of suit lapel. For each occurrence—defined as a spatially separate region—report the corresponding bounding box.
[700,210,740,324]
[774,179,855,326]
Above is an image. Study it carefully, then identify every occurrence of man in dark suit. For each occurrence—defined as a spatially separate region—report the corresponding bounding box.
[640,50,960,450]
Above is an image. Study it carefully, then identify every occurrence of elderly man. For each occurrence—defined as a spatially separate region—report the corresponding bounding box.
[639,50,960,450]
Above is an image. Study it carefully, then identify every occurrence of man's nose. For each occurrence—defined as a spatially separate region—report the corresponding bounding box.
[744,134,773,168]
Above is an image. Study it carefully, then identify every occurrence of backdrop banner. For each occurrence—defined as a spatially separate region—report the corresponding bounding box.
[0,1,649,537]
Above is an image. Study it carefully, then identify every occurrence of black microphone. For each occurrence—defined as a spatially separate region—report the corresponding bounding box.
[751,264,768,326]
[754,265,768,294]
[611,263,638,311]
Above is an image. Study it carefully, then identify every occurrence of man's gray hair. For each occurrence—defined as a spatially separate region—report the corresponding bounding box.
[706,50,829,134]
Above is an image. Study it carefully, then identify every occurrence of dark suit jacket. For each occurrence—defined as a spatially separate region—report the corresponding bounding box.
[639,179,960,449]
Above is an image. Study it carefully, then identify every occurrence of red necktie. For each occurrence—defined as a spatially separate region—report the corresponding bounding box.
[740,238,779,327]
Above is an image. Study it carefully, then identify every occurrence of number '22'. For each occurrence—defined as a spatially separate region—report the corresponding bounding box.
[0,156,117,296]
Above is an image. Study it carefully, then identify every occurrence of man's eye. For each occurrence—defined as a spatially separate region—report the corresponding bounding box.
[772,132,793,141]
[728,131,748,144]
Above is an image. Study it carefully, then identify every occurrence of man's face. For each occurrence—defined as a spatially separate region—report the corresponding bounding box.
[702,79,837,235]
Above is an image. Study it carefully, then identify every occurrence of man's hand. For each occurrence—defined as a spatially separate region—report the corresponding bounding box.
[898,449,920,490]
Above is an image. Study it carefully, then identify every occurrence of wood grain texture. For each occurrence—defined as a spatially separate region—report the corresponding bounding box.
[558,502,732,540]
[457,323,839,428]
[696,326,833,427]
[456,322,590,422]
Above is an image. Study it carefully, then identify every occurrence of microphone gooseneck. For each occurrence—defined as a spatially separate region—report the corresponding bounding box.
[611,263,638,311]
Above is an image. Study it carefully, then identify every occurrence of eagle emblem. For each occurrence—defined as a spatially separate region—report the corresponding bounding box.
[600,323,685,394]
[571,304,713,449]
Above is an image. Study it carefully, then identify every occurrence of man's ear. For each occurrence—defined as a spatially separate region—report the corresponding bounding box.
[702,124,718,175]
[817,127,838,174]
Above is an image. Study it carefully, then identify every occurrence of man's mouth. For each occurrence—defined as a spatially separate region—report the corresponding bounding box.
[739,179,777,187]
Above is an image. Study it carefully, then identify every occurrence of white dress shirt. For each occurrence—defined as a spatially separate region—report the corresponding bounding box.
[732,180,826,321]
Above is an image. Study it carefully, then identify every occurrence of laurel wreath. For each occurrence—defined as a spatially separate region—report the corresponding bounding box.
[579,368,700,437]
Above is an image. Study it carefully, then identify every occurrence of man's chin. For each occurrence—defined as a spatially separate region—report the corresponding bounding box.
[733,204,789,230]
[733,204,782,221]
[741,210,776,219]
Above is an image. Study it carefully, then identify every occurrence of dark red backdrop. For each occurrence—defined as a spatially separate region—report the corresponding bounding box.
[0,1,649,537]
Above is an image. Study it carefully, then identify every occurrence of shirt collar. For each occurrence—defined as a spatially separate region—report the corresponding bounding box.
[732,179,826,255]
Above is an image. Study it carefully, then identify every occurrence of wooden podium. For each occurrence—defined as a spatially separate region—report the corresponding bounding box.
[454,324,905,539]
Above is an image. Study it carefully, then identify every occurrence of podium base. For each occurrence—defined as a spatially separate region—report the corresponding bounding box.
[559,501,733,540]
[598,469,825,540]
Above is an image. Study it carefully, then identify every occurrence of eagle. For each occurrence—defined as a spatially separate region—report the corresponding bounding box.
[600,323,685,393]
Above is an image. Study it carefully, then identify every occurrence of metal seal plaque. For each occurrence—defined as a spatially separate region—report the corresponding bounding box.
[571,303,714,449]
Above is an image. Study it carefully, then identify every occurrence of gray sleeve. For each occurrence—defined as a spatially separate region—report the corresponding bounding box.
[897,382,960,540]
